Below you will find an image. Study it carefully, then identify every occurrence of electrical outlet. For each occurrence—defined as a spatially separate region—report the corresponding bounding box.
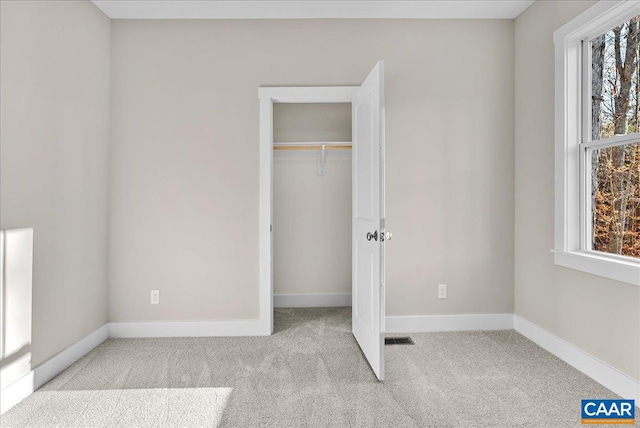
[150,290,160,304]
[438,284,447,299]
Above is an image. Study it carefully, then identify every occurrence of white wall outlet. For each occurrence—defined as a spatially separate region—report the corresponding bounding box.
[438,284,447,299]
[150,290,160,304]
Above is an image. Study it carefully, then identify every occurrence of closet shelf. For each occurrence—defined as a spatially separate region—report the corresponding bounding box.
[273,142,352,151]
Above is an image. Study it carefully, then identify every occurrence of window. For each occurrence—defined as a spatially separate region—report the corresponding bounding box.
[587,17,639,259]
[554,0,640,286]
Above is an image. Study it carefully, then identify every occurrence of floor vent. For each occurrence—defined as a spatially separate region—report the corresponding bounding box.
[385,337,414,345]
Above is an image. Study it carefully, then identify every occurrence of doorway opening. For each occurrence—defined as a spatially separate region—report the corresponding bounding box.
[259,62,386,380]
[258,86,359,337]
[272,102,353,311]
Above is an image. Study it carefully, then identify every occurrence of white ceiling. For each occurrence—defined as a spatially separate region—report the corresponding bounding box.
[91,0,535,20]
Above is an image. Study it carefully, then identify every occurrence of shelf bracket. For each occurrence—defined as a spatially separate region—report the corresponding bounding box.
[317,144,327,176]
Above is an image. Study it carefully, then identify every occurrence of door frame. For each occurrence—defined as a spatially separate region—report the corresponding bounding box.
[258,86,359,335]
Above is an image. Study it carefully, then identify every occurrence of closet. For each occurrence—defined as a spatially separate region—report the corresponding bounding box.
[272,103,353,307]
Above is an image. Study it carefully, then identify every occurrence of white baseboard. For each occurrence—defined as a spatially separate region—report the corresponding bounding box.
[385,313,514,333]
[514,315,640,402]
[108,319,265,338]
[33,325,109,390]
[274,293,351,308]
[0,371,34,415]
[1,324,108,415]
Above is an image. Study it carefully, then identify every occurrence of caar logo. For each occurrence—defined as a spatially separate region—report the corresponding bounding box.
[581,399,635,424]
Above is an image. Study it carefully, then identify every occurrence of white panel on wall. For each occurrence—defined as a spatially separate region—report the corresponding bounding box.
[0,229,33,388]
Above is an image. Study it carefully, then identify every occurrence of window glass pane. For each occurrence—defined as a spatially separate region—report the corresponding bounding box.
[590,15,640,140]
[591,142,640,258]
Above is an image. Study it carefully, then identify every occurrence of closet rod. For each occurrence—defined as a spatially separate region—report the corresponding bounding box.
[273,142,352,151]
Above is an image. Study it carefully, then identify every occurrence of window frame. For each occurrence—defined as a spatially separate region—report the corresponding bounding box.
[553,0,640,286]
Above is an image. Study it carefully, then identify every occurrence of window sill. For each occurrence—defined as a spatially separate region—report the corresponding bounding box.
[552,250,640,286]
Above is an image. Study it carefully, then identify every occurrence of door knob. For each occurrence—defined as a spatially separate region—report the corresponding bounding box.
[382,231,392,241]
[366,231,378,241]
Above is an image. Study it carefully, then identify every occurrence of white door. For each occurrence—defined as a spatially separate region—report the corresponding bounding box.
[352,61,386,381]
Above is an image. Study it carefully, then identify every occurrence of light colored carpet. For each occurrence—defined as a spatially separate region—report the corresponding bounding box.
[1,307,631,427]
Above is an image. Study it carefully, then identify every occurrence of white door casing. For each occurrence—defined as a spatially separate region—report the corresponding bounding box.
[352,61,385,381]
[258,86,358,335]
[257,66,386,381]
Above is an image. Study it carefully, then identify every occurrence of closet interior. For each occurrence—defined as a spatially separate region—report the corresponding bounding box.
[272,103,353,307]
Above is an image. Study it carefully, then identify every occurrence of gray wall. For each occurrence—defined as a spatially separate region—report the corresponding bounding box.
[109,19,515,321]
[514,0,640,381]
[0,0,111,367]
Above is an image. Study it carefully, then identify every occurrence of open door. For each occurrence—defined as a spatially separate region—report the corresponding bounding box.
[352,61,386,381]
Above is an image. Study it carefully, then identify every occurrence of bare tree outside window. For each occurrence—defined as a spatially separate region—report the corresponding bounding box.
[590,15,640,258]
